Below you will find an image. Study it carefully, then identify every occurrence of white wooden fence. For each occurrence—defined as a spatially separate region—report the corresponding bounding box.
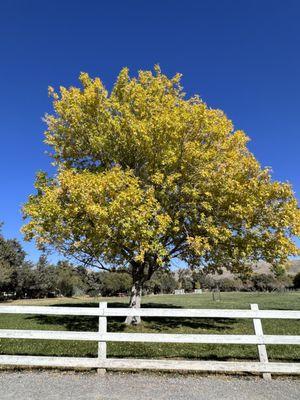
[0,303,299,379]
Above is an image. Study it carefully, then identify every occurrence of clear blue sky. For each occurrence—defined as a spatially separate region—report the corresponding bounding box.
[0,0,299,262]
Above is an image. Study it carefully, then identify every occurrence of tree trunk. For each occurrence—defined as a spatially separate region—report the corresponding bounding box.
[125,257,158,325]
[125,279,142,325]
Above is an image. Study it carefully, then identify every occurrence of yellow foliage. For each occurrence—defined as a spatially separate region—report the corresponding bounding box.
[23,67,300,274]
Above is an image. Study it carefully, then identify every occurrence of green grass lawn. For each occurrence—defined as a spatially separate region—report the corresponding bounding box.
[0,292,299,362]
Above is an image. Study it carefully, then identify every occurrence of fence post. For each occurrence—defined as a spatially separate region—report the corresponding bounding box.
[251,303,271,380]
[97,302,107,375]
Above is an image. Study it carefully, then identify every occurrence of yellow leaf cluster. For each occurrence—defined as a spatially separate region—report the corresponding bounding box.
[23,67,300,273]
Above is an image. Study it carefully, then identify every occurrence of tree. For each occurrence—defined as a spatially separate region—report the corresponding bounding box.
[33,255,57,298]
[0,224,26,270]
[56,261,83,297]
[76,266,102,296]
[22,67,300,324]
[250,273,292,292]
[0,261,13,298]
[15,261,36,298]
[145,270,177,294]
[99,272,132,297]
[0,223,27,298]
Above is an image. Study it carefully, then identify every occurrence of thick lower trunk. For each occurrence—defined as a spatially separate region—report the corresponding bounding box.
[125,257,159,325]
[125,280,142,325]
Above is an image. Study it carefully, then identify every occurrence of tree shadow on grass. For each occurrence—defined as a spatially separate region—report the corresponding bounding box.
[27,301,239,333]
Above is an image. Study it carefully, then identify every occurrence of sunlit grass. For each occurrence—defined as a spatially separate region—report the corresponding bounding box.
[0,292,299,361]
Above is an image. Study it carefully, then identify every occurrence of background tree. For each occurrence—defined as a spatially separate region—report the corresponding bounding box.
[76,266,103,297]
[0,261,14,298]
[56,261,83,297]
[32,255,55,298]
[145,270,177,294]
[15,261,36,298]
[22,67,300,324]
[99,272,132,297]
[0,223,27,298]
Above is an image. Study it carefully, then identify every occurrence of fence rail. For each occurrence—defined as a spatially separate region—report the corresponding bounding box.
[0,305,299,319]
[0,303,299,379]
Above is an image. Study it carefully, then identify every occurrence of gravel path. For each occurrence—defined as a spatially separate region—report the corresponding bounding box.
[0,371,299,400]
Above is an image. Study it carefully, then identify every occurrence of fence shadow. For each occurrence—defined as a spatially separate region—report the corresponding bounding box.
[28,301,239,333]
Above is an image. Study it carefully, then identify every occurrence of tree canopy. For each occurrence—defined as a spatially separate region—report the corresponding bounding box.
[22,67,300,316]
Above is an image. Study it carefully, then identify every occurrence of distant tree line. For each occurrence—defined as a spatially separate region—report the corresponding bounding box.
[0,227,299,301]
[178,269,297,293]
